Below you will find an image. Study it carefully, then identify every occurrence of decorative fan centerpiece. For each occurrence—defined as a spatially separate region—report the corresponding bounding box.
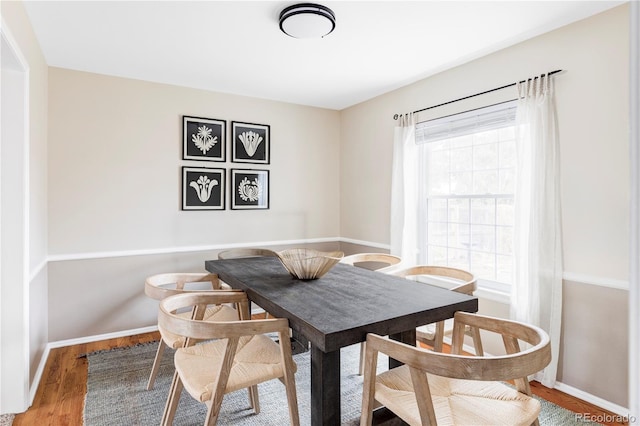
[276,249,344,280]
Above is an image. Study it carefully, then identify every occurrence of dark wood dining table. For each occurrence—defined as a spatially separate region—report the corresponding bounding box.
[205,256,478,426]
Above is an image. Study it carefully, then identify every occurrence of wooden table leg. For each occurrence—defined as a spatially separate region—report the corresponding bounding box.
[310,345,341,426]
[388,329,416,369]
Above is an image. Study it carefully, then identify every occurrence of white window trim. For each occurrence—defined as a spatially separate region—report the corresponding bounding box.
[416,101,517,299]
[414,275,510,304]
[475,278,511,303]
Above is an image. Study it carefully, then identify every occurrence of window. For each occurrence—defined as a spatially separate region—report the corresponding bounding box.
[415,101,517,294]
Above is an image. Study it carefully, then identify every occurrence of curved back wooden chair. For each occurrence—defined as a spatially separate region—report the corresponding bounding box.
[361,312,551,426]
[340,253,402,273]
[390,265,482,354]
[159,292,299,426]
[144,273,241,390]
[217,248,279,316]
[217,248,278,260]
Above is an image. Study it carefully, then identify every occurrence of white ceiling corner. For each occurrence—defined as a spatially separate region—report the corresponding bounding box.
[22,0,625,110]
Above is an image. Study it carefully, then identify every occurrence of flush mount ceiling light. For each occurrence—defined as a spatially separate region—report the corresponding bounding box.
[279,3,336,39]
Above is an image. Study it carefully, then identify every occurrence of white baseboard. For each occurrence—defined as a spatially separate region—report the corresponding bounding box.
[47,325,159,349]
[29,345,50,405]
[554,381,630,418]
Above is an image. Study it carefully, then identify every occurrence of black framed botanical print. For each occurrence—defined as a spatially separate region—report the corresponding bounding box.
[183,116,226,161]
[230,169,269,210]
[182,167,225,210]
[231,121,270,164]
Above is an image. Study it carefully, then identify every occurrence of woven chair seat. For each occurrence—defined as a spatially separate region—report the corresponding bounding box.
[158,305,238,349]
[176,334,297,402]
[375,365,541,426]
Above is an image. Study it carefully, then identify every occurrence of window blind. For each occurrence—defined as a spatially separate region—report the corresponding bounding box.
[415,100,517,144]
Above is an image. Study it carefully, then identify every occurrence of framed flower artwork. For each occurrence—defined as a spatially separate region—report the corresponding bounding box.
[231,121,270,164]
[183,116,226,162]
[182,167,225,210]
[230,169,269,210]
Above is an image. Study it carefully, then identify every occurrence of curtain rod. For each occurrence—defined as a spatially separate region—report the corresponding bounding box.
[392,69,563,120]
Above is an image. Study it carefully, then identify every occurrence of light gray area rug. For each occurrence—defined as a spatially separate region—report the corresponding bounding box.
[0,414,14,426]
[84,341,601,425]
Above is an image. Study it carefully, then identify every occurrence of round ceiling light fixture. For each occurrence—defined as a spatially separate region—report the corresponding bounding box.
[279,3,336,39]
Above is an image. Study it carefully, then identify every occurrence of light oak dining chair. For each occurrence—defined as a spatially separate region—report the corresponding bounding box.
[217,247,278,260]
[340,252,402,273]
[342,252,403,375]
[217,248,278,315]
[144,272,240,390]
[158,291,300,426]
[390,265,483,354]
[360,312,551,426]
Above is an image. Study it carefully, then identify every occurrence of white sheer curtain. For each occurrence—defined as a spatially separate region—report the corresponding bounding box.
[390,113,419,264]
[511,75,563,388]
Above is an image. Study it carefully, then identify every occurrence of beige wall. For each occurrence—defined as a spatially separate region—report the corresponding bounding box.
[340,5,630,408]
[48,68,340,254]
[341,5,629,280]
[47,68,341,340]
[1,0,49,410]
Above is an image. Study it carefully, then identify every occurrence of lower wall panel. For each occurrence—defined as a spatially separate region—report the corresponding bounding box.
[47,242,339,342]
[558,280,628,408]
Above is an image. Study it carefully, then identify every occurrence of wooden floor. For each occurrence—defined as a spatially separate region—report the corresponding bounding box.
[13,331,628,426]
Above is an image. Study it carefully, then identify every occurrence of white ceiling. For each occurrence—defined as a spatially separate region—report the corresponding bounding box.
[23,1,624,110]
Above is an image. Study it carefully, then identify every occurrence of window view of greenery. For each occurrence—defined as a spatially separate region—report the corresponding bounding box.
[420,126,515,286]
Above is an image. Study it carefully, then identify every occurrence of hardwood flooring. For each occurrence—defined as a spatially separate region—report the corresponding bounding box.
[12,331,628,426]
[13,332,159,426]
